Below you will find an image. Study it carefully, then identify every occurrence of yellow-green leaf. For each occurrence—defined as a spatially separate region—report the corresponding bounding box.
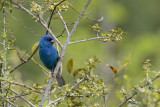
[67,59,73,73]
[31,42,39,53]
[108,85,112,90]
[109,65,118,75]
[1,33,7,39]
[73,68,84,77]
[118,63,128,72]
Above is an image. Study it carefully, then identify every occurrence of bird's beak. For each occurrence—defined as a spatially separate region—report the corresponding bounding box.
[51,39,55,43]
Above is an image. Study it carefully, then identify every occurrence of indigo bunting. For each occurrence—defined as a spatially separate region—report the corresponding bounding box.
[39,35,65,87]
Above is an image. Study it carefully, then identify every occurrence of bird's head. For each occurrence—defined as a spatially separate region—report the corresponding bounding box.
[39,35,55,48]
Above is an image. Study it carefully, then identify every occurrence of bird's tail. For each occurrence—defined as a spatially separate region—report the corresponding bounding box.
[56,76,66,87]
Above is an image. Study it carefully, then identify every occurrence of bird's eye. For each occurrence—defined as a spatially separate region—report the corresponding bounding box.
[47,39,52,41]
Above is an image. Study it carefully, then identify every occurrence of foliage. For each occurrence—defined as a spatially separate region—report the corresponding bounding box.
[1,0,160,107]
[117,59,160,107]
[0,0,125,106]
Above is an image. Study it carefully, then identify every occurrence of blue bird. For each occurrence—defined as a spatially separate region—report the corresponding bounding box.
[39,35,65,87]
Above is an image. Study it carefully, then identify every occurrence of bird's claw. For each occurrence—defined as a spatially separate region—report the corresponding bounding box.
[58,56,62,60]
[51,72,56,78]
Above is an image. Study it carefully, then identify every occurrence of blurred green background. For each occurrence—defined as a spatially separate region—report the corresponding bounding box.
[1,0,160,106]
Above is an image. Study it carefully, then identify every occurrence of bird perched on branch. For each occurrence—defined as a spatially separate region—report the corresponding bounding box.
[39,35,65,87]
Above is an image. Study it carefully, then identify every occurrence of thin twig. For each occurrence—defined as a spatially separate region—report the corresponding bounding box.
[7,92,31,99]
[3,9,7,71]
[152,74,160,81]
[57,11,70,35]
[0,63,2,94]
[0,63,3,106]
[118,91,137,107]
[9,81,42,94]
[0,42,4,45]
[10,46,39,73]
[47,77,87,106]
[16,49,26,62]
[6,100,18,107]
[40,0,91,106]
[69,36,106,45]
[10,89,36,107]
[56,23,74,38]
[118,74,160,107]
[46,0,65,35]
[71,77,88,90]
[21,50,29,59]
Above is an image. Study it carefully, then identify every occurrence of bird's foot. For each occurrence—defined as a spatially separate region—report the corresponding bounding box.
[58,56,62,60]
[51,72,56,78]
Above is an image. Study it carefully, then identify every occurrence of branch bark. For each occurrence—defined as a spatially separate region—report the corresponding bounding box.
[3,9,7,71]
[0,63,2,94]
[57,11,70,35]
[9,81,42,94]
[69,36,107,45]
[39,77,54,107]
[6,100,18,107]
[2,8,8,107]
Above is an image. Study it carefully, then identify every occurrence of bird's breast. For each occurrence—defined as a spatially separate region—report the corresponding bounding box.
[39,47,58,70]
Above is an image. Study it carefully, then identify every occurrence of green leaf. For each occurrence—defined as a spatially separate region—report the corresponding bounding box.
[117,28,122,33]
[0,76,7,81]
[103,38,109,42]
[1,33,7,39]
[73,68,84,77]
[31,42,39,53]
[102,32,107,37]
[118,63,128,72]
[67,59,73,73]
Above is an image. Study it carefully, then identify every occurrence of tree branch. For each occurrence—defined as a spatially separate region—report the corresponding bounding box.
[56,23,74,38]
[0,63,2,94]
[10,46,39,73]
[118,91,137,107]
[7,92,31,99]
[6,100,18,107]
[3,9,7,71]
[2,8,9,107]
[57,11,70,35]
[39,0,91,106]
[47,77,88,106]
[118,74,160,107]
[69,36,107,45]
[39,77,54,107]
[9,81,42,94]
[10,89,36,107]
[46,0,65,35]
